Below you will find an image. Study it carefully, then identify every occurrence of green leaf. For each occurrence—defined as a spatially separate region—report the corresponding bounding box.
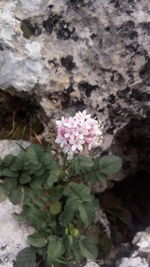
[4,178,17,191]
[49,185,64,202]
[79,236,98,260]
[42,152,53,166]
[16,247,36,267]
[34,167,45,177]
[47,236,65,261]
[29,179,43,190]
[2,169,18,178]
[73,248,84,263]
[9,157,23,171]
[12,212,26,222]
[26,146,39,165]
[99,155,122,175]
[28,144,44,160]
[2,154,15,166]
[0,184,7,202]
[69,156,94,175]
[78,202,95,225]
[28,233,47,248]
[47,169,64,188]
[9,187,22,205]
[64,235,73,249]
[63,182,92,203]
[59,207,74,226]
[42,152,59,171]
[19,173,31,184]
[27,205,48,230]
[66,196,80,211]
[50,201,62,215]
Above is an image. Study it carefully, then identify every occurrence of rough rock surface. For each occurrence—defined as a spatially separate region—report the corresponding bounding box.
[0,0,150,183]
[0,200,33,267]
[0,0,149,120]
[0,141,32,266]
[117,229,150,267]
[0,0,150,266]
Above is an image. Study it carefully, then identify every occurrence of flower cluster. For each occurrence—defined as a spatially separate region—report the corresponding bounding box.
[55,110,103,156]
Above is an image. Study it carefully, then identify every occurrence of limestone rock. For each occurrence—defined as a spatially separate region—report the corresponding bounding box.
[0,200,33,267]
[132,230,150,255]
[0,0,149,183]
[0,0,149,121]
[117,257,149,267]
[116,229,150,267]
[84,261,99,267]
[0,140,29,158]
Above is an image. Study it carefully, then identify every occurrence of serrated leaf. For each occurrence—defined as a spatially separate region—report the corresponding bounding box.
[78,202,95,225]
[28,233,47,248]
[4,178,17,191]
[50,201,62,215]
[73,248,84,263]
[42,152,59,171]
[9,157,22,171]
[69,156,94,175]
[34,167,45,177]
[47,236,65,261]
[59,207,74,226]
[42,152,53,166]
[29,179,43,190]
[16,247,36,267]
[9,187,22,205]
[19,173,31,184]
[47,169,64,188]
[0,184,7,202]
[2,169,18,178]
[64,235,73,249]
[49,185,64,202]
[99,155,122,175]
[2,154,15,166]
[79,236,98,260]
[26,146,39,165]
[64,182,92,203]
[27,205,48,230]
[12,212,26,222]
[66,196,80,211]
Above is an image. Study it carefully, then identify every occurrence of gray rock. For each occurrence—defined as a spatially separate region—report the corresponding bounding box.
[0,200,33,267]
[0,140,29,158]
[0,0,149,182]
[117,257,149,267]
[117,229,150,267]
[0,0,149,119]
[0,1,150,265]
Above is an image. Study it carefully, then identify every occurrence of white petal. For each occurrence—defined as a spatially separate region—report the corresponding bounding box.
[72,144,77,151]
[78,144,83,151]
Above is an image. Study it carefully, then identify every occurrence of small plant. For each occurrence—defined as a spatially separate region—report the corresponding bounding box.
[0,111,122,267]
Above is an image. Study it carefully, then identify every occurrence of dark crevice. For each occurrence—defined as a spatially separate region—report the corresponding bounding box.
[0,89,45,140]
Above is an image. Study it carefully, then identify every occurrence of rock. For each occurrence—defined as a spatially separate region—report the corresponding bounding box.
[0,140,32,266]
[0,140,29,158]
[0,0,150,264]
[0,200,33,267]
[84,261,99,267]
[116,229,150,267]
[132,230,150,255]
[117,257,149,267]
[0,0,149,119]
[0,0,149,183]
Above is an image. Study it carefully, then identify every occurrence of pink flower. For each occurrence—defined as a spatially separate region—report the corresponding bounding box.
[55,110,103,157]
